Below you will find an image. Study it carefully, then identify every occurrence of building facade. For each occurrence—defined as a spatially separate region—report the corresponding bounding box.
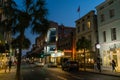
[42,21,58,64]
[75,10,98,68]
[0,0,13,70]
[57,25,76,61]
[29,21,76,64]
[96,0,120,71]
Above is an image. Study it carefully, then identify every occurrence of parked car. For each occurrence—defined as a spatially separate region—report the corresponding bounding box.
[48,62,57,67]
[34,62,44,67]
[62,61,79,71]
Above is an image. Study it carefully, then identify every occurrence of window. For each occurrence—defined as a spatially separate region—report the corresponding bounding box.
[50,47,55,51]
[100,6,104,10]
[108,0,114,5]
[77,26,80,33]
[87,15,90,19]
[50,31,56,35]
[82,23,85,31]
[100,14,105,22]
[111,28,116,41]
[49,36,56,43]
[109,9,115,18]
[82,19,84,22]
[103,31,106,42]
[49,30,56,43]
[88,35,91,42]
[87,21,91,29]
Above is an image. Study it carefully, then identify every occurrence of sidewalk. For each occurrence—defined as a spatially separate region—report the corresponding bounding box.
[0,66,16,80]
[80,68,120,77]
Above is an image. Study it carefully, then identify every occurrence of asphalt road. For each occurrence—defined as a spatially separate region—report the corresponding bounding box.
[21,64,120,80]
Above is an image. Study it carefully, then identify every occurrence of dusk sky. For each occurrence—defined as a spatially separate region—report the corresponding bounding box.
[15,0,105,54]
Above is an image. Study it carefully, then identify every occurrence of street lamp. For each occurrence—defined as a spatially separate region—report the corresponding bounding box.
[96,44,100,49]
[96,43,102,72]
[44,41,47,64]
[96,44,100,58]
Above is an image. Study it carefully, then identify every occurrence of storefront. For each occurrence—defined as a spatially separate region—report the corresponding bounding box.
[100,43,120,71]
[76,50,95,69]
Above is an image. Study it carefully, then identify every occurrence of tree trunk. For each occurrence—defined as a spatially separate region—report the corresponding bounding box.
[16,47,22,80]
[16,48,22,80]
[16,34,23,80]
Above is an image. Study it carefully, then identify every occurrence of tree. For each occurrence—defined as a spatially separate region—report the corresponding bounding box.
[1,0,49,80]
[11,36,31,60]
[76,36,91,71]
[11,35,31,49]
[0,0,18,35]
[0,0,18,55]
[13,0,49,80]
[0,44,5,53]
[30,0,49,36]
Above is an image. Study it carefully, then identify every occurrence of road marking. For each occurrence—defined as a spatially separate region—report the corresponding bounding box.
[57,75,67,80]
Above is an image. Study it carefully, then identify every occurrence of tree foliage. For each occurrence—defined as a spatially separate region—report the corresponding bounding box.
[11,35,31,49]
[76,36,91,71]
[76,36,91,51]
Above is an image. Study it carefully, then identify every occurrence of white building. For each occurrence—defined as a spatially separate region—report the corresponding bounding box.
[96,0,120,71]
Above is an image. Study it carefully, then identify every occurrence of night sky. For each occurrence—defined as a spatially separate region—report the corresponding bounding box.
[15,0,105,54]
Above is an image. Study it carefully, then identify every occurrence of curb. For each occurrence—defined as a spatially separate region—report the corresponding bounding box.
[80,70,120,77]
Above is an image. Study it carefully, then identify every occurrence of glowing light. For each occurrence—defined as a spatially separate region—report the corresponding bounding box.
[96,44,101,49]
[63,50,72,52]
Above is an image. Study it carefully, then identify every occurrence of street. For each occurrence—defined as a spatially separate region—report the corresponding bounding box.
[21,63,120,80]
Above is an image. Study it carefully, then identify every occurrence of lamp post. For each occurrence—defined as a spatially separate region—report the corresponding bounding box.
[44,41,47,64]
[96,44,100,58]
[96,43,102,72]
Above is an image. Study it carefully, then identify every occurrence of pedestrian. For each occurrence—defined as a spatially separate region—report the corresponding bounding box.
[8,59,12,72]
[97,58,101,72]
[4,61,8,73]
[111,59,116,72]
[94,61,97,71]
[0,62,2,69]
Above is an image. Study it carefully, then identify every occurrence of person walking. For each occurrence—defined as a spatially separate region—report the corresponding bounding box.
[8,59,12,72]
[94,61,97,71]
[111,59,116,72]
[4,61,8,73]
[97,57,101,72]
